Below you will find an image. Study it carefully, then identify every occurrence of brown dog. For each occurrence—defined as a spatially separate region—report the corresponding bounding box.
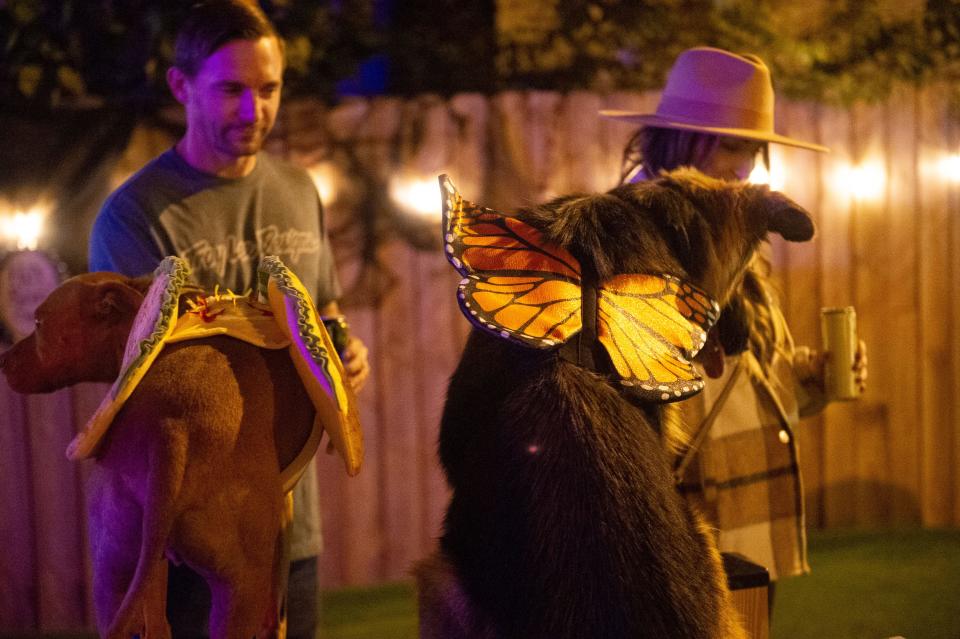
[417,169,815,638]
[0,271,321,639]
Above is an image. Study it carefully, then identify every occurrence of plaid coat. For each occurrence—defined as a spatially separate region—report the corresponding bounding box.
[675,305,818,581]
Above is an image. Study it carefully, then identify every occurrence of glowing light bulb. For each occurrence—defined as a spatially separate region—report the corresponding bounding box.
[0,208,46,250]
[938,154,960,182]
[309,164,337,205]
[391,175,445,219]
[748,146,787,191]
[835,162,886,201]
[748,160,786,191]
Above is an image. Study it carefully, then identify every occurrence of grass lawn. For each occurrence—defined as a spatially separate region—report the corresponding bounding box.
[319,528,960,639]
[321,581,417,639]
[2,528,956,639]
[772,528,960,639]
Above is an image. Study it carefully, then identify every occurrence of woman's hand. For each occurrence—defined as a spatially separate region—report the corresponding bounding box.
[795,339,868,401]
[851,339,868,395]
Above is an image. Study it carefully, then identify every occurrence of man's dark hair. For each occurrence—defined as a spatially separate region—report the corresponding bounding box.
[173,0,280,77]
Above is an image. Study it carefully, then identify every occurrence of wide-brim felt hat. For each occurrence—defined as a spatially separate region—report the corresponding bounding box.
[600,47,829,153]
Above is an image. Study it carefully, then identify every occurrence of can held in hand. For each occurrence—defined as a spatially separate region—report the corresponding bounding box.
[321,315,351,357]
[820,306,859,401]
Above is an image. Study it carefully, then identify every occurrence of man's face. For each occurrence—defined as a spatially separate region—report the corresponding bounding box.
[173,36,283,163]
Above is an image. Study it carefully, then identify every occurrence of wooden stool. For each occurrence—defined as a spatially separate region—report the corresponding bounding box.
[723,553,770,639]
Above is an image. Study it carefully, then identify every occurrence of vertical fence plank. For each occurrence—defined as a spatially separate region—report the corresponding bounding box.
[916,85,955,527]
[375,238,426,579]
[849,100,891,524]
[884,85,924,523]
[488,91,563,209]
[26,391,85,629]
[0,383,36,629]
[817,104,859,527]
[449,93,491,199]
[777,99,827,528]
[550,91,606,194]
[951,100,960,526]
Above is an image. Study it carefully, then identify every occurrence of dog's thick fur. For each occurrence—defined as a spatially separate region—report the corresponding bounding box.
[0,272,315,639]
[417,169,814,638]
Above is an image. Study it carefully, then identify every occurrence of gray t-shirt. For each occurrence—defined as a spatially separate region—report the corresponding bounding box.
[89,148,341,304]
[88,148,340,559]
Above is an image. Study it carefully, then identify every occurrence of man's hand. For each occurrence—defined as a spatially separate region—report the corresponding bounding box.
[341,335,370,392]
[318,301,370,392]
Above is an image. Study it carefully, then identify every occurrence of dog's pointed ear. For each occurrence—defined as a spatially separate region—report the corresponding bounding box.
[648,181,697,263]
[93,280,144,321]
[765,190,815,242]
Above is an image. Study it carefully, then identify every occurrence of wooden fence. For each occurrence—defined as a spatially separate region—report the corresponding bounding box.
[1,84,959,631]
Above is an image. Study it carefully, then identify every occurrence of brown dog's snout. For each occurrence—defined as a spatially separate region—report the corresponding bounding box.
[0,334,50,394]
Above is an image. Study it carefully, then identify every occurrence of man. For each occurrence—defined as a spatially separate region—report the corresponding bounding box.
[88,1,370,637]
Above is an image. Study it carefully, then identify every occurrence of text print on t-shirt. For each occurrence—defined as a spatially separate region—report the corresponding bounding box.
[181,225,321,279]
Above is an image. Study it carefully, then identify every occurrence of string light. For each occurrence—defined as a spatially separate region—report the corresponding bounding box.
[938,154,960,182]
[0,207,46,250]
[748,154,786,191]
[308,164,338,205]
[834,162,886,201]
[391,175,445,219]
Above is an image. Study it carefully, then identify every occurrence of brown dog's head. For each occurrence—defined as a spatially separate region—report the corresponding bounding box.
[522,167,814,306]
[0,272,149,393]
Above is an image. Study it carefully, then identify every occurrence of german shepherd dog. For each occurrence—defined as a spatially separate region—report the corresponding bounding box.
[416,169,814,638]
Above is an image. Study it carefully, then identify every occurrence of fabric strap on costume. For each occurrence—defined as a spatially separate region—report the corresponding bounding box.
[558,259,603,372]
[673,356,744,483]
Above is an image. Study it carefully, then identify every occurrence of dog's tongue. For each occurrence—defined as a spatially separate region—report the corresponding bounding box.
[697,327,725,379]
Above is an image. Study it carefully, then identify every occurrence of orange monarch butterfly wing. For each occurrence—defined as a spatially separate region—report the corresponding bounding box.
[439,174,583,348]
[597,274,719,402]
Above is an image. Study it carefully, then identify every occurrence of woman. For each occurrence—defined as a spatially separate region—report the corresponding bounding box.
[602,47,867,609]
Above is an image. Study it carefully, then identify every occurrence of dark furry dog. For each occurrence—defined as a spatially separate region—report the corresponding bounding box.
[416,169,814,638]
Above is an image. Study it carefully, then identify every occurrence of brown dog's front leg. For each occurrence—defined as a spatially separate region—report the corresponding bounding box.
[142,558,171,639]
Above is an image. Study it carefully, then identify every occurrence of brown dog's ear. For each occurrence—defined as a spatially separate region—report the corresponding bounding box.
[662,187,697,260]
[94,281,144,321]
[127,275,154,295]
[765,190,815,242]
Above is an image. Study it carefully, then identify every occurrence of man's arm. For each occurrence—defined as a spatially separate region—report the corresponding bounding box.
[88,194,164,276]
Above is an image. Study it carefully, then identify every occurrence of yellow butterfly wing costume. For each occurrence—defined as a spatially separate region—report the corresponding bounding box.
[440,174,719,403]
